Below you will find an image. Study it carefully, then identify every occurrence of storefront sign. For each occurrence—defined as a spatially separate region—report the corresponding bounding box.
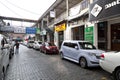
[85,26,94,44]
[55,23,66,32]
[36,28,40,34]
[89,0,120,21]
[105,0,120,9]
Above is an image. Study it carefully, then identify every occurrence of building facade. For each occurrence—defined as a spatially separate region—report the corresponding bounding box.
[89,0,120,51]
[36,0,120,51]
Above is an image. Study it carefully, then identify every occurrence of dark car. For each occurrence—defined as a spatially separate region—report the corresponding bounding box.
[40,42,59,54]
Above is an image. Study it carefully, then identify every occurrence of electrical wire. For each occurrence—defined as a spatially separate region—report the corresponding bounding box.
[0,0,23,18]
[5,0,40,15]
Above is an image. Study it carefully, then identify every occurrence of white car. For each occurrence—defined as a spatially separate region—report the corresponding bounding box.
[99,51,120,80]
[60,40,105,68]
[0,34,10,80]
[27,40,34,48]
[33,41,42,50]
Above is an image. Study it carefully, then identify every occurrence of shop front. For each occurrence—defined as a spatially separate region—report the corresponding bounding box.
[55,22,66,48]
[89,0,120,51]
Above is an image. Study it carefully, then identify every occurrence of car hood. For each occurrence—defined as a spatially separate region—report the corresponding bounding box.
[82,49,105,54]
[49,46,58,49]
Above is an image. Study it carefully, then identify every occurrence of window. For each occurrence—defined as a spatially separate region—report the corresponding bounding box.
[79,42,96,49]
[63,42,78,49]
[46,42,55,46]
[80,0,90,10]
[38,42,42,44]
[70,43,78,48]
[63,42,69,47]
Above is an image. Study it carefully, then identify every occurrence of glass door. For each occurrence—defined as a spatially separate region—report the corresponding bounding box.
[97,21,107,50]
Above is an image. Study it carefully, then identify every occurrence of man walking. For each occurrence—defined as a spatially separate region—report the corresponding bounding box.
[14,41,20,54]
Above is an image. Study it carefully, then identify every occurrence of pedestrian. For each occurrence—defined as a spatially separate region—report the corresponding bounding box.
[14,41,20,54]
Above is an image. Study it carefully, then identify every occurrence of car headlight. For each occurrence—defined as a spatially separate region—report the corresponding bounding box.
[89,53,96,56]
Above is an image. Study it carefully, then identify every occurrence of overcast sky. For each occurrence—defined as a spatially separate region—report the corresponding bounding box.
[0,0,56,27]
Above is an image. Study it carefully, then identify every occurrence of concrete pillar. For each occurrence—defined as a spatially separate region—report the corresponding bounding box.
[94,23,98,48]
[41,19,44,42]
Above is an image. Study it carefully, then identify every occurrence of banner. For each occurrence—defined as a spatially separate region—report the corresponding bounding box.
[26,27,36,34]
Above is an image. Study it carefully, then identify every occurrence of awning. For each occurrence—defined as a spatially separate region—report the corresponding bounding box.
[67,8,89,21]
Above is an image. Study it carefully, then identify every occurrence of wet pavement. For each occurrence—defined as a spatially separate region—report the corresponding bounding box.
[5,44,112,80]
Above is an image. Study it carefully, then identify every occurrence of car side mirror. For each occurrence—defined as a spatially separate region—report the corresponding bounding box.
[75,46,79,50]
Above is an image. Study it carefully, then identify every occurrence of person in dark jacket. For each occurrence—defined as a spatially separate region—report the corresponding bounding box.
[14,41,20,54]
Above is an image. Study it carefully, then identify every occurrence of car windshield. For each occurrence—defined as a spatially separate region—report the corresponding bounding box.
[79,42,96,49]
[38,42,42,44]
[29,41,34,43]
[46,43,55,46]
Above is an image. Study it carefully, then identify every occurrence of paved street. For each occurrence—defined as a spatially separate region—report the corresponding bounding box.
[5,44,112,80]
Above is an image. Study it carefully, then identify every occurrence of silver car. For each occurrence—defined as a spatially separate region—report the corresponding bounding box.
[60,40,105,68]
[0,34,10,79]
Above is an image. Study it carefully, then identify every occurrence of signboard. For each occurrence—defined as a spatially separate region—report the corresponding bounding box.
[50,11,55,18]
[14,27,26,33]
[26,27,36,34]
[55,23,66,32]
[0,26,14,32]
[36,28,40,34]
[89,0,120,21]
[85,26,94,44]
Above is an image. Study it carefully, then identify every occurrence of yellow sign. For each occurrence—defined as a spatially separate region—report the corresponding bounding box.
[55,23,66,32]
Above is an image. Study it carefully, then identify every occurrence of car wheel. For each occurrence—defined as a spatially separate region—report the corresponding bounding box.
[79,57,87,68]
[113,68,120,80]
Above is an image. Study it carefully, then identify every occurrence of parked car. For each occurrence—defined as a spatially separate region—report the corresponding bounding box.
[0,34,10,80]
[59,40,105,68]
[9,39,15,59]
[22,40,28,46]
[40,42,59,54]
[99,51,120,80]
[27,40,34,48]
[33,41,42,50]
